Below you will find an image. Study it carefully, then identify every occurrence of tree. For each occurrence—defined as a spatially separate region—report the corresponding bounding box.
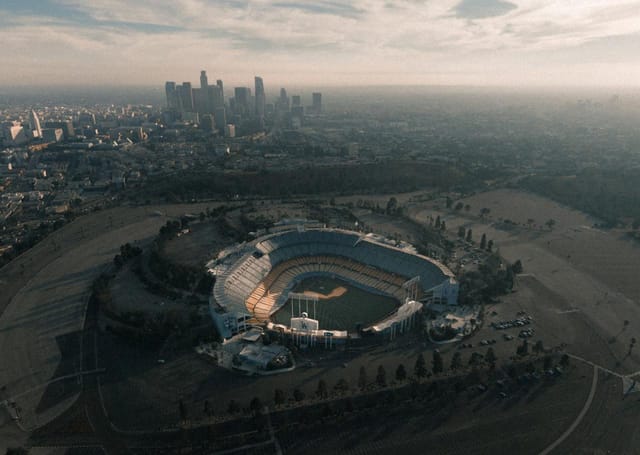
[629,337,637,356]
[487,240,494,252]
[450,352,462,371]
[527,218,535,228]
[440,221,446,231]
[274,389,286,407]
[464,204,471,212]
[396,364,407,381]
[517,339,529,356]
[250,397,263,415]
[293,388,305,402]
[432,350,444,375]
[358,366,367,391]
[414,353,427,379]
[533,340,544,355]
[560,354,570,367]
[376,365,387,387]
[465,229,473,242]
[446,196,453,209]
[334,378,349,394]
[5,449,28,455]
[485,347,497,365]
[316,379,328,399]
[179,399,188,421]
[455,202,464,211]
[480,207,491,218]
[435,216,441,229]
[545,218,556,230]
[468,352,483,366]
[512,259,523,274]
[457,226,466,238]
[386,197,398,215]
[480,233,487,250]
[227,400,240,414]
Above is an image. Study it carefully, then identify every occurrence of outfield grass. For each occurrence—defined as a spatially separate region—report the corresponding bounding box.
[271,276,399,331]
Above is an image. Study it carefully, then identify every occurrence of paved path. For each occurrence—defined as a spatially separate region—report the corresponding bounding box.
[0,216,167,431]
[539,364,598,455]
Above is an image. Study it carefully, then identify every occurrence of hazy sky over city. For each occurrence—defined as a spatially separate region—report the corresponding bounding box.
[2,0,640,88]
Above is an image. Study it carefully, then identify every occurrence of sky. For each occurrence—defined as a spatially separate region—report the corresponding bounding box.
[2,0,640,88]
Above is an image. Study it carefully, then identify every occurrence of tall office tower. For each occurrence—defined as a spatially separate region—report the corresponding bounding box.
[175,84,185,111]
[278,88,290,111]
[29,109,42,138]
[200,114,215,132]
[181,82,194,112]
[44,121,75,139]
[291,95,301,107]
[254,76,266,119]
[312,92,322,114]
[200,70,208,90]
[165,81,177,109]
[209,85,224,110]
[193,88,208,115]
[291,105,304,128]
[234,87,251,116]
[214,106,227,132]
[216,79,224,102]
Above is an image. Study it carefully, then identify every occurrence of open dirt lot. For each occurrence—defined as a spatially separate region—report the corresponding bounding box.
[4,188,640,453]
[409,189,640,374]
[0,201,226,445]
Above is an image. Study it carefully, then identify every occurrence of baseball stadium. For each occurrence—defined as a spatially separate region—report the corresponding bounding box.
[208,227,458,346]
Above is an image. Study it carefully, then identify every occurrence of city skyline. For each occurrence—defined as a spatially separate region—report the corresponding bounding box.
[2,0,640,88]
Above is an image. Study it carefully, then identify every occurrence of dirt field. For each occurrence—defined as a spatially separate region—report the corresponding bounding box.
[0,201,227,446]
[162,219,234,268]
[5,188,640,452]
[302,285,348,299]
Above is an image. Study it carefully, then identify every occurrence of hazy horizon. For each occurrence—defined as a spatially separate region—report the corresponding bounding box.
[2,0,640,88]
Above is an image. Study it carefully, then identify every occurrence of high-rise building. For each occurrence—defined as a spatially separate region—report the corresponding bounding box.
[42,128,64,143]
[234,87,251,117]
[165,81,177,109]
[193,88,208,115]
[30,109,42,138]
[180,82,194,112]
[224,124,236,138]
[277,88,290,112]
[312,92,322,114]
[200,114,215,132]
[44,121,75,140]
[200,70,208,90]
[254,76,265,119]
[217,79,224,102]
[214,106,227,132]
[291,95,301,107]
[209,85,224,110]
[291,105,304,128]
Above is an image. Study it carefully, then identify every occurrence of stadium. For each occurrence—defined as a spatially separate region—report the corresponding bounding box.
[208,227,458,347]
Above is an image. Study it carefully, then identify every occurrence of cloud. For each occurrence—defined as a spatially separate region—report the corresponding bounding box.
[272,1,365,18]
[453,0,517,19]
[1,0,640,87]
